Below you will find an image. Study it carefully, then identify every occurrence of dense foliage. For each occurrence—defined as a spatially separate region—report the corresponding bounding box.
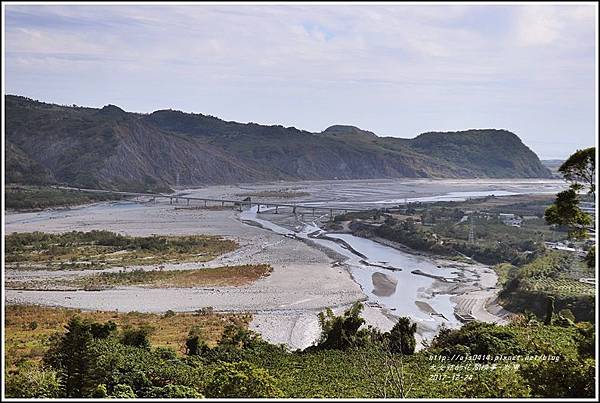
[5,230,237,269]
[371,214,546,266]
[5,301,594,399]
[498,251,594,322]
[5,185,125,210]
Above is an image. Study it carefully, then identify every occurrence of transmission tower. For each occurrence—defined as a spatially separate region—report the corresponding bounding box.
[468,215,475,244]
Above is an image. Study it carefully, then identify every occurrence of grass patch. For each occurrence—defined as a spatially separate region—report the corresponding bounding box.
[7,265,273,291]
[5,230,238,270]
[77,264,272,289]
[4,304,251,370]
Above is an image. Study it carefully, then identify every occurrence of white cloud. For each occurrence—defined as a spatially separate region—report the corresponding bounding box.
[514,6,562,46]
[3,4,596,158]
[513,4,597,47]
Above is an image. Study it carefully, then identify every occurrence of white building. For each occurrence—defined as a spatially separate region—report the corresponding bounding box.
[499,213,523,227]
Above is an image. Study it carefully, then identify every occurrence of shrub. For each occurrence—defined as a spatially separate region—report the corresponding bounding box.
[143,384,202,398]
[154,347,178,360]
[460,367,531,398]
[431,322,526,357]
[5,364,62,398]
[218,324,261,350]
[90,383,108,398]
[111,384,137,398]
[120,325,153,349]
[574,322,595,358]
[186,327,210,356]
[520,356,595,398]
[205,361,283,398]
[84,339,206,397]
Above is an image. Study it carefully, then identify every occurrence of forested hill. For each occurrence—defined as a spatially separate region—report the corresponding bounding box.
[5,95,552,192]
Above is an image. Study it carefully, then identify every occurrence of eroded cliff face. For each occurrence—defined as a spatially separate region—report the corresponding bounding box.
[5,95,552,192]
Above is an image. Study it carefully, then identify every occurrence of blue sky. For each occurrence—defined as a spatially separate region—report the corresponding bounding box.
[4,3,597,159]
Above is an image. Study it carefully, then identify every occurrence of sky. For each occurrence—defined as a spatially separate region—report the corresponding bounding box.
[3,2,597,159]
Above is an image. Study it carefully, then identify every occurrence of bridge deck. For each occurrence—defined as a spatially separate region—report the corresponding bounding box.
[52,186,371,213]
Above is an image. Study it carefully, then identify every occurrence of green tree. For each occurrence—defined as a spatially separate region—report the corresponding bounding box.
[218,324,261,350]
[546,147,595,242]
[388,317,417,355]
[558,147,595,195]
[315,302,373,350]
[205,361,283,398]
[43,317,119,397]
[44,316,114,397]
[544,189,592,239]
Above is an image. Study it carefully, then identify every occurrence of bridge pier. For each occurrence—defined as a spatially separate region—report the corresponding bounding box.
[63,188,368,218]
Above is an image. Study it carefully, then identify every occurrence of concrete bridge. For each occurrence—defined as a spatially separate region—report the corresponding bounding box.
[52,185,373,219]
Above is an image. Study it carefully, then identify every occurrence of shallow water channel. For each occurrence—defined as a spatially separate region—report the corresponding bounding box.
[240,205,468,334]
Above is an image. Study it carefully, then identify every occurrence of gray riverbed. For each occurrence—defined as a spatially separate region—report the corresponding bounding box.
[5,178,563,346]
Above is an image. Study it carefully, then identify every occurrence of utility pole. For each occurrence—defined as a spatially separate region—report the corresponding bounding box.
[468,215,475,244]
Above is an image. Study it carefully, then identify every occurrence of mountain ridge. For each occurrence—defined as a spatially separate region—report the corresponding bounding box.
[5,95,553,192]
